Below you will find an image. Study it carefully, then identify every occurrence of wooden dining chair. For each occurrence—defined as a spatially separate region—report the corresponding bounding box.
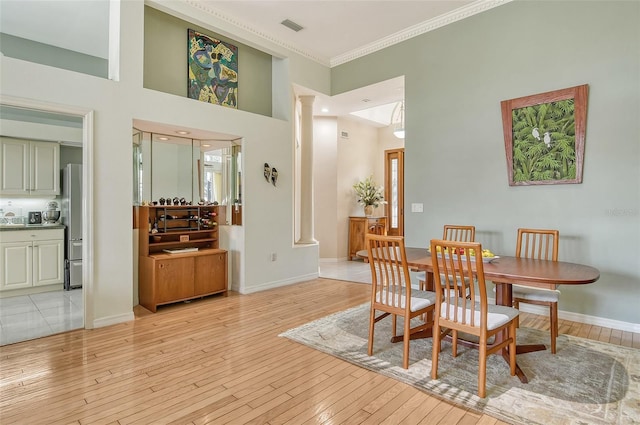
[366,233,436,369]
[430,239,519,398]
[513,228,560,354]
[418,225,476,290]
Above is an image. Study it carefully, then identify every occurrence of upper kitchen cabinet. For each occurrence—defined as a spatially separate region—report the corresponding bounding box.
[0,138,60,196]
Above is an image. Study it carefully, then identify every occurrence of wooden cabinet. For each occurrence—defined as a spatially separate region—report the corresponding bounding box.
[137,205,228,312]
[194,252,227,295]
[0,138,60,195]
[348,216,387,260]
[0,229,64,292]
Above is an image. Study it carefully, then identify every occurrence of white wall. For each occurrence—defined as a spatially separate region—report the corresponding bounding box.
[1,0,327,327]
[335,118,381,259]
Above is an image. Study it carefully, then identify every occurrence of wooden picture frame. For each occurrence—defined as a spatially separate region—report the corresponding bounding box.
[501,84,588,186]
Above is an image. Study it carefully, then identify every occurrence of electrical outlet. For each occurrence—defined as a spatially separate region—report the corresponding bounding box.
[270,252,277,262]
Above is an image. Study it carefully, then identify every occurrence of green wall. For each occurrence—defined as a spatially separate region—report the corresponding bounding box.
[143,6,272,117]
[332,0,640,324]
[0,33,108,78]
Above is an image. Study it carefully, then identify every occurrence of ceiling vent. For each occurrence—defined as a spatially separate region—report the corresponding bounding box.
[281,19,304,32]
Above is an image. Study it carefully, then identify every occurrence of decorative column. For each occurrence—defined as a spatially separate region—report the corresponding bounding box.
[298,95,317,244]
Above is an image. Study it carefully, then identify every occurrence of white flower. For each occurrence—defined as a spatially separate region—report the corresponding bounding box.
[353,176,387,207]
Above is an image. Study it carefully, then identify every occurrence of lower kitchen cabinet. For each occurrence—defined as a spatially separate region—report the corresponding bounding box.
[0,228,64,292]
[139,249,227,312]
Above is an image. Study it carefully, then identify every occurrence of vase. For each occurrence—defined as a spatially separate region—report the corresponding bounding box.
[364,205,374,217]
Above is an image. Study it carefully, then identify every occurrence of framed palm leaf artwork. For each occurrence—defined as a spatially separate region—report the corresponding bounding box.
[188,29,238,108]
[501,84,588,186]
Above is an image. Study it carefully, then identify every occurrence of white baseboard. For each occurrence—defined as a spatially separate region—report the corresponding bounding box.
[487,296,640,333]
[239,272,320,294]
[91,312,135,329]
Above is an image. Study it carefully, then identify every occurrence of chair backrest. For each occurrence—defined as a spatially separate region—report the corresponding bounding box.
[369,222,387,236]
[516,228,559,261]
[430,239,487,328]
[443,225,476,242]
[366,233,412,309]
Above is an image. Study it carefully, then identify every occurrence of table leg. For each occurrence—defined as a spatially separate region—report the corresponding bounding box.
[494,283,549,382]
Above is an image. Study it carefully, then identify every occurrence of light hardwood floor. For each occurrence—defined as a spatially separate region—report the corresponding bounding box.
[1,278,638,424]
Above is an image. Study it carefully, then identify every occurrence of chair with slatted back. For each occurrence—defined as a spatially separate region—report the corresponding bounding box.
[430,239,519,398]
[366,233,436,369]
[512,228,560,354]
[417,225,476,290]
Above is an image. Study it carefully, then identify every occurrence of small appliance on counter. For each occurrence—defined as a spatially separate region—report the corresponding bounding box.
[28,211,42,224]
[43,201,61,225]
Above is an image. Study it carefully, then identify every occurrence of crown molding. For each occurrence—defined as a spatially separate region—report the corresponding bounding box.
[183,0,330,65]
[181,0,513,68]
[330,0,513,67]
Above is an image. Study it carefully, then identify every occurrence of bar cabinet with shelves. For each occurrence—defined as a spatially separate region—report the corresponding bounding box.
[137,205,227,312]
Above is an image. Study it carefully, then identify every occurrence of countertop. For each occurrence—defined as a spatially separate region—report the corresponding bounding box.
[0,224,66,231]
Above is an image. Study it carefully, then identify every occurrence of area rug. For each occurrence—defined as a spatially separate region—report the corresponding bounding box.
[280,303,640,425]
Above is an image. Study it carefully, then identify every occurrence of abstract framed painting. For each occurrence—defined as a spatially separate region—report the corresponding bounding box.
[500,84,588,186]
[188,29,238,108]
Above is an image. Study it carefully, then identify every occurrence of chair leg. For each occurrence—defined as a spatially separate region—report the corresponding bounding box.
[452,329,458,357]
[403,314,411,369]
[550,302,558,354]
[419,279,425,291]
[513,300,520,328]
[368,307,375,356]
[509,321,517,376]
[478,336,487,398]
[392,314,397,338]
[431,322,441,379]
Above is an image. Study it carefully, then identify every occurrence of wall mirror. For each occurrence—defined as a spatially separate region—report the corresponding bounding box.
[132,128,242,225]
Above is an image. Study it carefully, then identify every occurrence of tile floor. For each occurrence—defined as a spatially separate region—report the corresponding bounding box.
[0,289,83,346]
[319,259,373,284]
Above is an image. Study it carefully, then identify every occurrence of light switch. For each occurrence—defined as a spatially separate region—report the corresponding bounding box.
[411,203,424,213]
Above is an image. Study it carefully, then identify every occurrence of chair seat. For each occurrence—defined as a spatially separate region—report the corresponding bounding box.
[440,300,519,331]
[512,285,560,302]
[375,290,435,312]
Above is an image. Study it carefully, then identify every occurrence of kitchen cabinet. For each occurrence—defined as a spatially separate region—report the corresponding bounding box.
[348,216,387,260]
[0,138,60,195]
[137,205,227,312]
[0,228,64,292]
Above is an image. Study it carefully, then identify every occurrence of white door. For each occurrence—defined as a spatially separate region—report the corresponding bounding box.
[0,241,32,290]
[0,138,29,194]
[33,239,64,286]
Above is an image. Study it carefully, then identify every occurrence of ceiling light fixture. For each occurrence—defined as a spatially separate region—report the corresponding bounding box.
[176,130,190,135]
[391,101,405,139]
[157,136,169,141]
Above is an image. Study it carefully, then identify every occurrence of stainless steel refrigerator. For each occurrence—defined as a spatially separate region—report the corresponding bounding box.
[62,164,82,290]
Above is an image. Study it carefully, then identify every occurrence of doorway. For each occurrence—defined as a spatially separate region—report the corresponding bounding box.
[385,148,404,236]
[0,98,92,345]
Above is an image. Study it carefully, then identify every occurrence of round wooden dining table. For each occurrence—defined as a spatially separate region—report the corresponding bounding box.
[358,247,600,383]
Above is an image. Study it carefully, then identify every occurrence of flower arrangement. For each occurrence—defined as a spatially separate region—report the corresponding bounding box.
[353,176,386,207]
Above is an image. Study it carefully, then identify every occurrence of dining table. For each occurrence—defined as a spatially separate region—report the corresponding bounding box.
[357,247,600,383]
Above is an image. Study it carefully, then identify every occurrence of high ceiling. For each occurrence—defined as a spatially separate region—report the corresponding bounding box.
[0,0,509,131]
